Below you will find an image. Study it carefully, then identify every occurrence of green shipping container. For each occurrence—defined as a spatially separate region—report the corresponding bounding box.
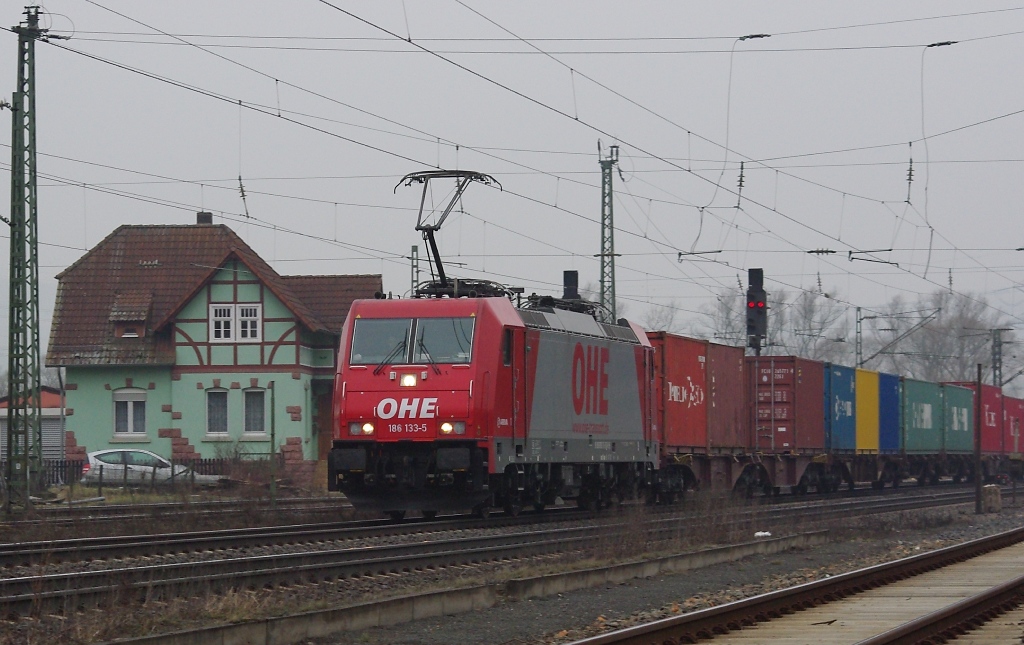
[903,378,943,454]
[942,384,974,454]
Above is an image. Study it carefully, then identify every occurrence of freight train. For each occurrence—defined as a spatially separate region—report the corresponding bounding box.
[327,274,1023,518]
[327,170,1022,518]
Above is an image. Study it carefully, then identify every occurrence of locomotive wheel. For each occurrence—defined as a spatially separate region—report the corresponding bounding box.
[503,498,523,517]
[386,510,406,521]
[533,502,546,512]
[473,504,491,519]
[422,510,438,520]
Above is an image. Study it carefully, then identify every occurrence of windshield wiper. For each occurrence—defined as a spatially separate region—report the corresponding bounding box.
[373,340,407,375]
[417,339,442,375]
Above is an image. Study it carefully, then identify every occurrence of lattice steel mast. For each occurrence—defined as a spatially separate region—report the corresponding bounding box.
[5,6,54,512]
[598,143,619,323]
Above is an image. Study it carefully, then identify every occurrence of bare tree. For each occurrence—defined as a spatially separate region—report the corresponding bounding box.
[695,286,853,362]
[692,290,745,345]
[781,290,852,363]
[864,290,1015,384]
[640,299,683,333]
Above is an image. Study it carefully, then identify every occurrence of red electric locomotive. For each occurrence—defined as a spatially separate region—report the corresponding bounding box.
[328,171,658,518]
[328,292,656,518]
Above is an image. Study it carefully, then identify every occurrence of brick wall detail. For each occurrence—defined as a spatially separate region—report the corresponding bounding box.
[157,428,200,461]
[281,436,315,488]
[65,431,87,460]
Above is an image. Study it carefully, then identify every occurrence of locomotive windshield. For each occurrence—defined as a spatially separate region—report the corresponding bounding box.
[413,317,474,364]
[349,317,474,365]
[349,318,412,365]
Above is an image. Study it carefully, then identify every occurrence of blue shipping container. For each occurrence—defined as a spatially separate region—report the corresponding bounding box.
[824,363,856,451]
[878,372,901,453]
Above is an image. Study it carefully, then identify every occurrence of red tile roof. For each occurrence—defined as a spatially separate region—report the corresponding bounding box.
[109,291,153,322]
[0,385,64,409]
[281,275,382,334]
[47,224,381,366]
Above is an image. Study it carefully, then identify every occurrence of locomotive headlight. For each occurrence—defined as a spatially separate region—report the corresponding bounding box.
[350,422,374,435]
[400,373,417,387]
[440,421,466,435]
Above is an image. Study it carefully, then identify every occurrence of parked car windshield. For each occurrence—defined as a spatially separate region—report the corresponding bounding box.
[413,317,474,364]
[349,318,412,365]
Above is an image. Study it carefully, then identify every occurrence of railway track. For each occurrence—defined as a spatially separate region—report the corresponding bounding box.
[0,486,985,617]
[0,485,978,568]
[567,524,1024,644]
[10,494,348,526]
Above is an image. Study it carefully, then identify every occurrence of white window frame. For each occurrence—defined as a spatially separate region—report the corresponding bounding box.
[210,305,235,342]
[243,389,266,435]
[209,304,262,343]
[237,304,262,342]
[206,389,229,435]
[113,388,147,435]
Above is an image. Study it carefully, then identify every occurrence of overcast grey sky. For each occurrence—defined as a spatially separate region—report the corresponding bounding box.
[3,1,1024,353]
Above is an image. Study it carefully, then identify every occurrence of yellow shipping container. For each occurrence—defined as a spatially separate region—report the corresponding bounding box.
[855,368,880,452]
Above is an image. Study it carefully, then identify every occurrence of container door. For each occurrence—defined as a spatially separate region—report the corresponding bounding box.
[826,365,856,451]
[878,373,901,453]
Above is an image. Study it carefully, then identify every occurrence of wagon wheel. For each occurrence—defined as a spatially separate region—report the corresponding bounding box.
[473,503,491,519]
[795,476,809,495]
[577,491,600,512]
[421,510,438,520]
[532,502,546,513]
[386,510,406,521]
[503,491,523,517]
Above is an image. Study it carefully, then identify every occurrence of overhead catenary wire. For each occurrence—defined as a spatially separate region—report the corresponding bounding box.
[16,2,1024,327]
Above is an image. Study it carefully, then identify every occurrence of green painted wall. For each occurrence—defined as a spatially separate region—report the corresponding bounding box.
[172,372,315,459]
[64,366,174,456]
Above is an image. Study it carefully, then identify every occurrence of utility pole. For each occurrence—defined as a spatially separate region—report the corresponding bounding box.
[597,143,619,323]
[991,328,1011,386]
[5,7,59,512]
[855,307,863,367]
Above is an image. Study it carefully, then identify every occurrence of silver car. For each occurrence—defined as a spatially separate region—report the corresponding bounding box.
[80,448,225,487]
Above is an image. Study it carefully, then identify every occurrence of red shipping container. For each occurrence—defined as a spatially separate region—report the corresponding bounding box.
[947,382,1003,453]
[707,343,747,450]
[745,356,825,453]
[1005,396,1024,457]
[648,332,709,450]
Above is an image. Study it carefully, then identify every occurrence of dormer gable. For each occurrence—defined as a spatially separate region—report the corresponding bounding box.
[109,291,153,339]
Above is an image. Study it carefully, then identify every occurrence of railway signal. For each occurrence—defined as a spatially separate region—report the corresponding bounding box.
[746,268,767,354]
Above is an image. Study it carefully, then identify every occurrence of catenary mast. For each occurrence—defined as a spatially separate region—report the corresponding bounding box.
[5,6,55,511]
[598,143,619,323]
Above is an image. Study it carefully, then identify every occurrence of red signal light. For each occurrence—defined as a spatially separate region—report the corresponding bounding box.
[747,302,755,308]
[757,301,766,308]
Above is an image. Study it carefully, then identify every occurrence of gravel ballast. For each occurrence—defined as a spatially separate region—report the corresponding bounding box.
[317,504,1024,645]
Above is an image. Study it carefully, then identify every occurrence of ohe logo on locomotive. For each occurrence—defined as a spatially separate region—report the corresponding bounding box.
[571,343,609,416]
[376,397,439,419]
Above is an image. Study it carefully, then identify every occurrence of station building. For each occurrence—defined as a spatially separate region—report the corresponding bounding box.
[45,213,381,485]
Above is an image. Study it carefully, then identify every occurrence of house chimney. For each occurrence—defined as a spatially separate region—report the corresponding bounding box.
[196,211,213,225]
[563,270,580,300]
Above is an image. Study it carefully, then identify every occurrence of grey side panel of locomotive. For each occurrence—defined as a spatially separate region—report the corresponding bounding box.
[494,328,648,465]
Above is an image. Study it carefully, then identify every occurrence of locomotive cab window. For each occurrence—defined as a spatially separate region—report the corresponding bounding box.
[413,317,475,364]
[502,328,513,366]
[350,318,412,365]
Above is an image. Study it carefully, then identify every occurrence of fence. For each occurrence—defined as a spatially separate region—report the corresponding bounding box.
[5,457,282,487]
